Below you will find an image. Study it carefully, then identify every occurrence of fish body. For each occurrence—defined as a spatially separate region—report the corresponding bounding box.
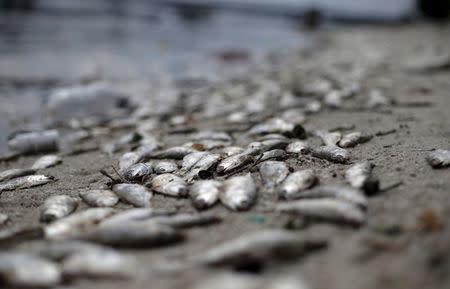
[100,208,177,227]
[150,146,199,160]
[216,153,254,175]
[0,168,36,182]
[80,190,119,207]
[287,185,368,208]
[311,145,349,163]
[153,160,178,174]
[279,170,317,200]
[286,141,310,154]
[40,195,79,223]
[260,149,288,162]
[259,161,290,189]
[151,174,189,197]
[338,132,373,148]
[0,175,55,193]
[8,130,59,154]
[190,180,221,210]
[122,163,152,182]
[181,152,208,173]
[31,155,62,170]
[345,162,373,189]
[220,174,256,211]
[118,152,141,172]
[185,153,223,183]
[112,184,152,207]
[221,146,245,157]
[427,149,450,168]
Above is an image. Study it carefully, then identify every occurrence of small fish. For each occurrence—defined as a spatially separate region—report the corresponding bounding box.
[190,180,221,210]
[100,208,177,227]
[180,151,208,173]
[112,184,152,207]
[184,139,231,150]
[45,208,116,240]
[31,155,62,170]
[0,253,61,287]
[185,153,223,183]
[259,161,290,189]
[338,132,373,148]
[191,131,232,142]
[0,213,8,226]
[286,185,368,208]
[0,175,55,193]
[134,140,161,158]
[101,132,141,156]
[118,152,141,172]
[315,130,342,146]
[255,134,289,141]
[427,149,450,168]
[122,162,152,182]
[276,199,365,226]
[150,146,199,160]
[246,118,294,136]
[260,149,288,162]
[345,162,373,189]
[249,139,290,152]
[40,195,79,223]
[216,153,254,175]
[221,146,245,157]
[189,229,326,266]
[148,213,222,229]
[80,190,119,207]
[220,174,256,211]
[76,222,184,248]
[311,145,349,163]
[8,130,59,154]
[0,168,36,182]
[153,160,178,174]
[62,249,138,279]
[286,141,310,154]
[193,274,310,289]
[278,170,317,200]
[151,174,189,197]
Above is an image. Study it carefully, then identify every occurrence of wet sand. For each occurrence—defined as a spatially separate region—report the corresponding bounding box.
[1,23,450,289]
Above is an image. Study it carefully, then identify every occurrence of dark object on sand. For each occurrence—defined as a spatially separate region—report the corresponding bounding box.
[418,0,450,19]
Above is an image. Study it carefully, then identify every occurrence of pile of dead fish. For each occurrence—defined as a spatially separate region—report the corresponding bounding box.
[0,75,447,288]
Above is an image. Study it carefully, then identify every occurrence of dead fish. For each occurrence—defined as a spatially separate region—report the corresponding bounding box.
[427,149,450,168]
[40,195,79,223]
[151,174,189,197]
[311,145,349,164]
[220,174,256,211]
[149,213,222,229]
[315,130,342,146]
[249,139,290,152]
[80,190,119,207]
[276,199,365,226]
[76,222,184,248]
[122,163,152,182]
[44,208,116,240]
[190,180,221,210]
[345,162,373,189]
[221,146,245,157]
[286,141,310,154]
[153,160,178,174]
[118,152,141,172]
[0,253,61,287]
[246,118,294,136]
[112,184,152,207]
[367,89,392,108]
[255,134,289,141]
[185,153,223,183]
[101,132,141,156]
[0,168,36,182]
[184,139,231,150]
[135,140,161,158]
[260,149,288,162]
[259,161,290,189]
[278,170,317,200]
[286,185,368,208]
[191,131,232,142]
[8,130,59,154]
[180,151,208,173]
[216,153,255,175]
[0,213,9,225]
[101,208,177,227]
[150,146,199,160]
[189,229,326,266]
[338,132,373,148]
[0,175,55,193]
[62,249,138,279]
[31,155,62,170]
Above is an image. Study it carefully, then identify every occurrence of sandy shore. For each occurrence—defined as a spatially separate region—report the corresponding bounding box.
[1,22,450,289]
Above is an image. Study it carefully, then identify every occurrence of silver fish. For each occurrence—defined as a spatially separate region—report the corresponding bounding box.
[0,213,8,225]
[118,151,141,172]
[286,185,368,208]
[122,162,152,182]
[8,130,59,154]
[184,139,231,150]
[338,132,373,148]
[311,145,349,163]
[345,162,373,189]
[20,240,108,261]
[221,146,245,157]
[260,149,288,162]
[193,274,310,289]
[427,149,450,168]
[148,213,222,229]
[0,253,61,287]
[31,155,62,170]
[112,184,152,207]
[0,168,36,182]
[185,153,223,183]
[276,199,365,226]
[190,180,221,210]
[246,118,294,136]
[180,151,208,173]
[286,141,310,154]
[80,189,119,207]
[259,161,290,189]
[249,139,290,152]
[315,130,342,146]
[189,229,326,266]
[62,249,138,279]
[0,175,55,193]
[191,131,232,142]
[76,222,184,247]
[151,174,189,197]
[255,134,289,141]
[45,208,116,240]
[153,160,178,174]
[278,170,317,200]
[101,208,177,227]
[40,195,79,223]
[216,153,254,175]
[220,174,256,211]
[101,132,141,156]
[150,146,199,160]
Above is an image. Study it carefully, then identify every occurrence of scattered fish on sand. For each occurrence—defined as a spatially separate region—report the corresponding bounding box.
[278,170,317,200]
[311,145,349,164]
[40,195,79,223]
[0,168,36,182]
